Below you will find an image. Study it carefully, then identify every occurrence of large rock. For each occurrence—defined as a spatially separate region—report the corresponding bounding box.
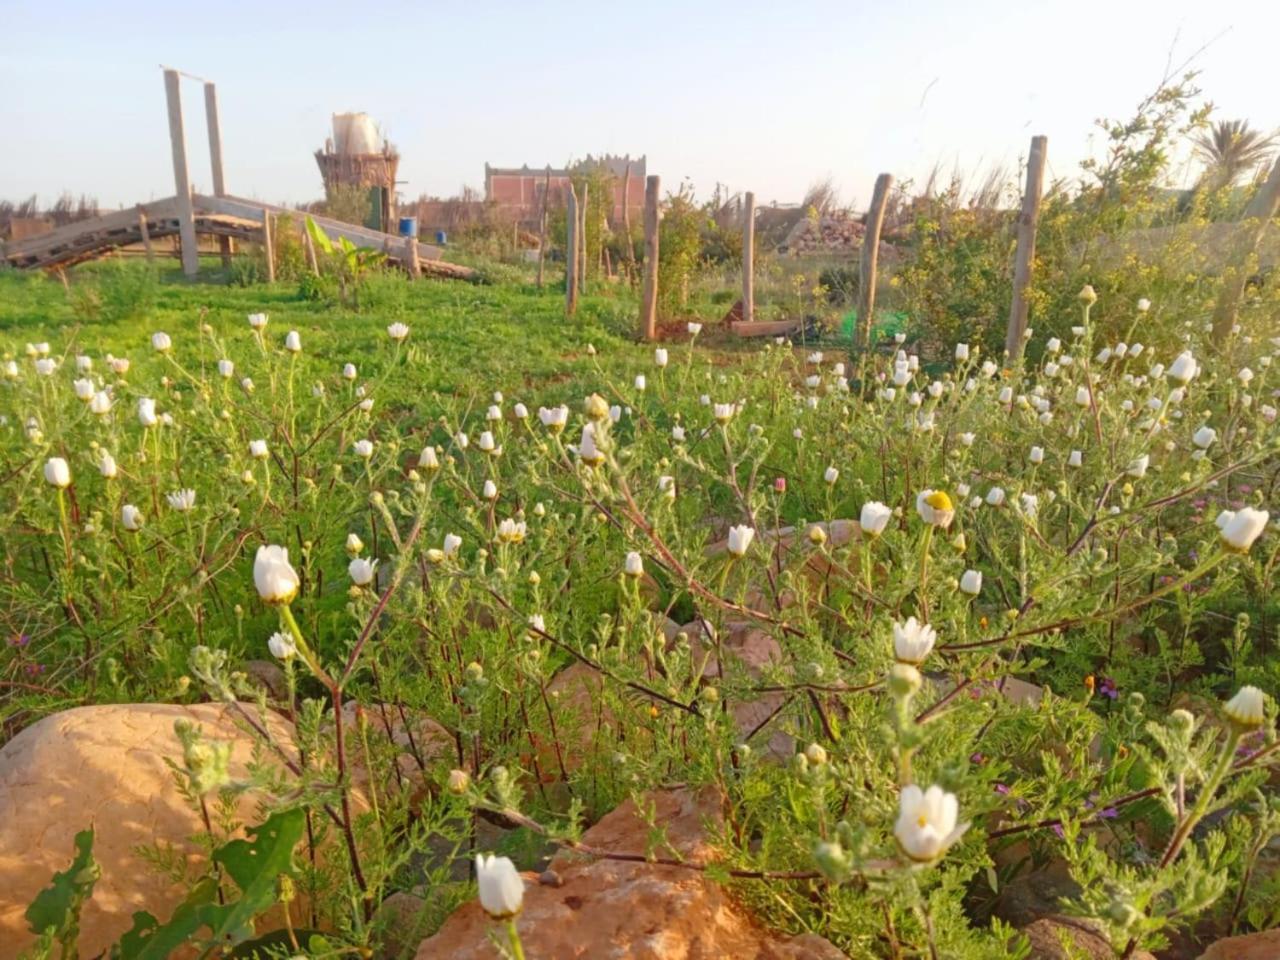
[1198,930,1280,959]
[678,620,792,758]
[414,789,846,959]
[1019,917,1154,959]
[0,702,298,960]
[341,700,454,798]
[991,864,1081,927]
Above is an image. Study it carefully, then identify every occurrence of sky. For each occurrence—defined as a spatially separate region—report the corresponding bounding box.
[2,0,1277,211]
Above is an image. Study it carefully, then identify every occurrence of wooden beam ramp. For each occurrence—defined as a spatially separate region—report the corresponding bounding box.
[1,194,475,282]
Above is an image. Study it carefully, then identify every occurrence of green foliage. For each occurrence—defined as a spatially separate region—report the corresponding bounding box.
[116,808,305,957]
[68,260,158,327]
[888,71,1280,356]
[657,183,706,313]
[302,215,389,309]
[570,164,617,285]
[2,80,1278,955]
[22,828,99,960]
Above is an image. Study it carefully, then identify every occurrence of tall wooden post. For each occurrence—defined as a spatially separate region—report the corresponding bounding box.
[578,182,589,293]
[261,209,275,283]
[1211,155,1280,344]
[164,69,200,278]
[404,235,421,278]
[565,185,579,316]
[1004,136,1048,361]
[536,166,550,289]
[620,161,637,284]
[302,221,320,276]
[203,82,233,268]
[137,207,155,264]
[742,191,756,324]
[857,173,893,349]
[640,175,660,340]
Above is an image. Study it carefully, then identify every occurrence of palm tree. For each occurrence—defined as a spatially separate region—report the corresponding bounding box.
[1192,120,1277,189]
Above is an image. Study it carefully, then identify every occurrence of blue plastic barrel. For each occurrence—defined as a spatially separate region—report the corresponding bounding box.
[397,217,418,238]
[435,230,448,245]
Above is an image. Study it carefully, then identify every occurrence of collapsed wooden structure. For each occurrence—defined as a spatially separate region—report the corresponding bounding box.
[0,194,475,280]
[1,69,474,282]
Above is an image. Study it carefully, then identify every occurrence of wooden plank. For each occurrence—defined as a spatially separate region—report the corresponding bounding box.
[857,173,893,350]
[203,82,233,268]
[4,199,178,262]
[197,194,443,261]
[565,184,579,316]
[4,195,474,281]
[742,191,756,324]
[731,318,801,338]
[1004,137,1047,361]
[640,175,660,340]
[164,69,200,277]
[262,208,275,283]
[1211,155,1280,343]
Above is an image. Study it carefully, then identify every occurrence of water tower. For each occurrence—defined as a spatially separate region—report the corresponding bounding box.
[314,113,399,231]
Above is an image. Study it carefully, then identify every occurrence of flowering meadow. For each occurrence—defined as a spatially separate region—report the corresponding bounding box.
[1,262,1278,960]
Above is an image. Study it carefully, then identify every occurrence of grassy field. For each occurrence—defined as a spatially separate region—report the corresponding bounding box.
[0,260,653,393]
[0,256,1277,959]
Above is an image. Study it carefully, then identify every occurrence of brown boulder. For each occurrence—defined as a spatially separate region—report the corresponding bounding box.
[0,702,300,960]
[341,700,454,795]
[537,662,620,777]
[414,789,846,959]
[241,658,288,700]
[679,620,792,758]
[992,864,1080,927]
[1019,917,1155,959]
[375,890,432,960]
[1198,930,1280,959]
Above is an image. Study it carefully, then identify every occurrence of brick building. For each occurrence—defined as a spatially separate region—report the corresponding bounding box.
[484,154,646,225]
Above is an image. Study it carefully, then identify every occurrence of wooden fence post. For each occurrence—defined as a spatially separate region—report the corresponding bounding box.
[261,209,275,283]
[137,207,155,264]
[303,220,320,276]
[536,166,550,289]
[203,82,233,269]
[1004,136,1048,361]
[578,182,589,294]
[1211,155,1280,344]
[163,69,200,278]
[742,191,756,324]
[640,175,660,340]
[857,173,893,349]
[621,161,637,285]
[565,185,579,316]
[404,234,421,278]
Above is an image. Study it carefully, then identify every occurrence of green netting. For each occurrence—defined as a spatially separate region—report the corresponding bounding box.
[839,310,909,342]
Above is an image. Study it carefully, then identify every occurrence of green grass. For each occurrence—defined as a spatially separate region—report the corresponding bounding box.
[0,261,656,401]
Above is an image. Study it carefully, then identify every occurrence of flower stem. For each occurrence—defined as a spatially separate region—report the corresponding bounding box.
[918,526,934,602]
[279,602,330,686]
[505,917,527,960]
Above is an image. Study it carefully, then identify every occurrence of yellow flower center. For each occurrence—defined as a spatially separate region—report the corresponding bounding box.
[925,491,953,511]
[917,814,928,828]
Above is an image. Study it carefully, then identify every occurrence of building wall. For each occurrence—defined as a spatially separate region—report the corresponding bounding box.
[485,163,647,225]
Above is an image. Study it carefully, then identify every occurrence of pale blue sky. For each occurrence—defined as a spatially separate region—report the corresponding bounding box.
[2,0,1276,209]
